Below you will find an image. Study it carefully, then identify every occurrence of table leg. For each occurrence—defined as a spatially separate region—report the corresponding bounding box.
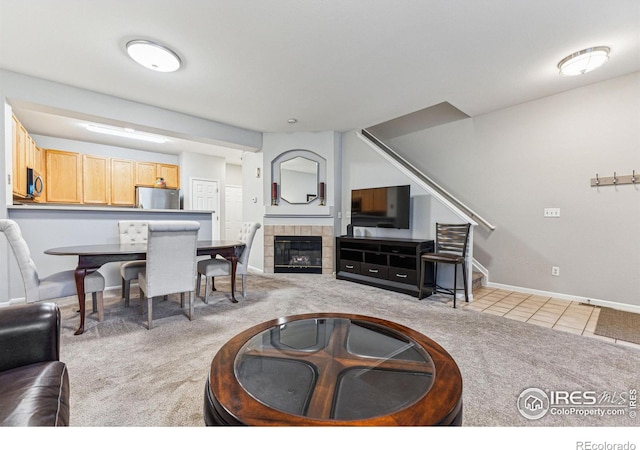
[74,268,87,335]
[229,256,238,303]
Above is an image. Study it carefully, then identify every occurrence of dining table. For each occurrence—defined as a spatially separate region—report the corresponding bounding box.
[45,240,246,335]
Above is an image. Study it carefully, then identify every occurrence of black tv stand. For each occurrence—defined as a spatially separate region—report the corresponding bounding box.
[335,236,434,299]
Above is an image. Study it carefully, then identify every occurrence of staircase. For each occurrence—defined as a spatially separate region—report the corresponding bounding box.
[358,129,494,300]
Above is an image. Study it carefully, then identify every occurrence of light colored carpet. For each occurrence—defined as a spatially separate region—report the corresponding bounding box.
[594,307,640,345]
[58,273,640,427]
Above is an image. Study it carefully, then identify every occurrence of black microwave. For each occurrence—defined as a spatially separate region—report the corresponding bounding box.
[26,167,44,198]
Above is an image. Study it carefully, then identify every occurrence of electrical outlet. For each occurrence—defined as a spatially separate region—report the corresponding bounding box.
[552,266,560,276]
[544,208,561,218]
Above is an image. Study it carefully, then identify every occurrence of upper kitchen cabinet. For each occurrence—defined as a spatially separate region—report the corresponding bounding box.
[12,114,45,202]
[11,115,26,198]
[135,161,158,186]
[157,164,179,188]
[45,149,83,203]
[110,159,135,206]
[82,154,110,205]
[135,161,180,188]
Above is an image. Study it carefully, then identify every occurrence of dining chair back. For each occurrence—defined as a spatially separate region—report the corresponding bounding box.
[117,220,148,306]
[138,220,200,329]
[196,222,261,303]
[0,219,105,321]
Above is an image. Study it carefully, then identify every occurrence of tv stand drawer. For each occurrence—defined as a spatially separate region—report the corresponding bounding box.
[361,263,388,280]
[340,260,361,274]
[388,267,417,285]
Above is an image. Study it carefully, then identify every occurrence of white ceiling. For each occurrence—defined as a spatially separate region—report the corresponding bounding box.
[1,0,639,160]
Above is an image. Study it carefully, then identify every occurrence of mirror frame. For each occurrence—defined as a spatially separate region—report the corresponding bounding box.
[271,149,326,206]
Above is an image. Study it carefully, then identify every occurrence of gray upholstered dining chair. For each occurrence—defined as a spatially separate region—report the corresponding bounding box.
[137,220,200,329]
[118,220,148,307]
[196,222,261,304]
[0,219,106,321]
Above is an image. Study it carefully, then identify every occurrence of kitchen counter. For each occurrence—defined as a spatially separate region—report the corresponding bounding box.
[8,204,214,214]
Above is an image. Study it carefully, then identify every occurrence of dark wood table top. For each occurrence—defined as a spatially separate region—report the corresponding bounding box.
[206,312,463,426]
[45,240,244,256]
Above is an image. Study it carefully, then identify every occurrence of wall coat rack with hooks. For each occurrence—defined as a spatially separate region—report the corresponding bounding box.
[590,171,638,187]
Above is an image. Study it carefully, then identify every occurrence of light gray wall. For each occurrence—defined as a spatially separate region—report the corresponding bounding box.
[242,152,264,271]
[386,72,640,308]
[226,164,242,186]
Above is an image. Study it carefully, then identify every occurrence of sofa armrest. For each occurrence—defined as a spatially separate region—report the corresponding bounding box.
[0,302,61,373]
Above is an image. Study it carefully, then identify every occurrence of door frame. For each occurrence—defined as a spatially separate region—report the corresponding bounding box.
[190,177,220,240]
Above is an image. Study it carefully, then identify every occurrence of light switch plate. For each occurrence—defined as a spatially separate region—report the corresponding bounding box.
[544,208,560,218]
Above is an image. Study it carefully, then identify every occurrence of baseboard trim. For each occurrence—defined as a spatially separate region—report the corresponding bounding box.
[485,282,640,314]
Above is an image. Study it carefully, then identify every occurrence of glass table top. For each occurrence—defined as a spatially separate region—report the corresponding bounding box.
[233,317,436,421]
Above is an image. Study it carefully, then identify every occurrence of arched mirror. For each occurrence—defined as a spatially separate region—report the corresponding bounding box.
[280,156,319,204]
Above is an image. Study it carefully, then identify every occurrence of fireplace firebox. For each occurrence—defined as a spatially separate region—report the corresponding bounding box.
[274,236,322,274]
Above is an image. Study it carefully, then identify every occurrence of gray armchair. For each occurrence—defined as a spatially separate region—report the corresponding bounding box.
[0,219,105,321]
[138,220,200,329]
[196,222,261,303]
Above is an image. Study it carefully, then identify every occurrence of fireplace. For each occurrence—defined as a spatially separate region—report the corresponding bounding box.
[274,236,322,274]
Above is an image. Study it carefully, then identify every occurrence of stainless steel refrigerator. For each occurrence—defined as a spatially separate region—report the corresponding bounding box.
[135,186,180,209]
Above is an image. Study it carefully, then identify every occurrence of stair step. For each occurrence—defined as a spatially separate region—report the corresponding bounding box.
[472,271,483,290]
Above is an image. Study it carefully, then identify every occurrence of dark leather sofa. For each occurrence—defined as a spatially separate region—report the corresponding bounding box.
[0,302,70,426]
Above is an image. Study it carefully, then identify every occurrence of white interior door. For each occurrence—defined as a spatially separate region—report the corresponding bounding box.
[191,178,219,240]
[225,185,243,240]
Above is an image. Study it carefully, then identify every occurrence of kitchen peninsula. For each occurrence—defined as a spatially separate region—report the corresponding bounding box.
[6,204,214,303]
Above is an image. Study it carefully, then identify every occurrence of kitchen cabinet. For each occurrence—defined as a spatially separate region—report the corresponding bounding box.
[135,161,180,188]
[110,159,135,206]
[45,149,83,203]
[157,163,179,188]
[12,114,45,202]
[82,155,110,205]
[135,161,158,186]
[11,115,26,197]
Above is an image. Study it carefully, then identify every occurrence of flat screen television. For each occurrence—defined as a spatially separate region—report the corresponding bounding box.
[351,185,411,229]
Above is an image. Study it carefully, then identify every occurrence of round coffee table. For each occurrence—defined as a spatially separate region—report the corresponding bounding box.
[204,313,462,426]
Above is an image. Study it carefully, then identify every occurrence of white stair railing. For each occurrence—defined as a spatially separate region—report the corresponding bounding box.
[359,129,495,232]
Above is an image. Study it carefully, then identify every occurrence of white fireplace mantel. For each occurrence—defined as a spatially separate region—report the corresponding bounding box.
[264,204,333,218]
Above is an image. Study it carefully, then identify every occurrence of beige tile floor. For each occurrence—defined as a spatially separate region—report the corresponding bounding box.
[461,287,640,351]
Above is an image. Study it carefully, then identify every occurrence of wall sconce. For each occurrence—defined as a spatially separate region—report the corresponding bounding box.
[271,182,278,206]
[319,182,325,206]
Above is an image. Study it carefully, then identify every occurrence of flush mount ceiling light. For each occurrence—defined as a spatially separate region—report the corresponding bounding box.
[557,46,610,76]
[126,39,181,72]
[85,124,168,144]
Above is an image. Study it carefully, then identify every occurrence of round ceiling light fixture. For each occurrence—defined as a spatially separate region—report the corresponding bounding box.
[126,39,181,72]
[557,46,610,76]
[287,118,298,124]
